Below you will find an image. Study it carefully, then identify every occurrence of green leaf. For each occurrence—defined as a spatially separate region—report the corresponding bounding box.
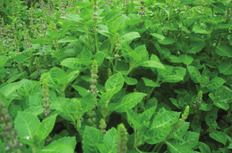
[168,55,193,65]
[127,106,156,129]
[141,61,165,70]
[95,51,106,65]
[151,33,165,40]
[199,142,211,153]
[187,41,205,54]
[53,98,83,122]
[142,77,160,88]
[36,114,57,143]
[49,67,79,91]
[83,126,103,153]
[58,38,78,43]
[218,61,232,75]
[81,94,97,113]
[158,37,175,45]
[166,141,193,153]
[207,77,225,91]
[187,66,201,83]
[215,45,232,57]
[61,58,91,69]
[146,108,180,144]
[121,32,140,43]
[158,66,186,83]
[141,55,165,69]
[100,73,125,105]
[14,112,40,143]
[61,14,81,22]
[49,67,67,85]
[97,128,118,153]
[124,77,138,85]
[110,92,146,112]
[192,24,210,34]
[209,86,232,110]
[40,137,76,153]
[151,109,180,129]
[205,110,218,129]
[0,81,23,104]
[0,55,8,68]
[72,85,89,97]
[128,45,149,64]
[209,131,227,145]
[105,72,124,95]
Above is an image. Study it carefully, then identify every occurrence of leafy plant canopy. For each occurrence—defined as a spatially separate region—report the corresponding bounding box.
[0,0,232,153]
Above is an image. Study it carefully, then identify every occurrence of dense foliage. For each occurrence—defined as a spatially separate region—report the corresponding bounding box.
[0,0,232,153]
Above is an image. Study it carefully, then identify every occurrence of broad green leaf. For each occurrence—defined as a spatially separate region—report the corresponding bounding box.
[168,55,193,65]
[0,81,23,103]
[83,126,103,153]
[0,79,39,104]
[135,45,149,61]
[228,143,232,149]
[166,141,193,153]
[40,137,76,153]
[215,45,232,57]
[158,66,186,83]
[36,114,57,143]
[209,131,227,145]
[141,61,165,70]
[146,108,180,144]
[142,77,160,88]
[187,42,205,54]
[61,14,81,22]
[53,98,83,122]
[49,67,67,85]
[97,128,118,153]
[121,32,140,43]
[171,121,190,139]
[80,94,97,112]
[187,66,201,83]
[124,77,138,85]
[110,92,146,112]
[192,24,210,34]
[127,106,156,129]
[151,33,165,40]
[101,73,124,105]
[209,86,232,110]
[183,132,200,148]
[58,38,78,43]
[205,109,218,129]
[26,93,43,116]
[72,85,89,97]
[128,45,149,65]
[158,37,175,45]
[105,72,124,94]
[61,58,90,69]
[16,79,40,96]
[199,142,211,153]
[151,108,180,129]
[141,55,165,69]
[49,67,79,91]
[218,61,232,75]
[97,24,110,36]
[0,55,8,68]
[14,112,40,142]
[207,77,225,91]
[95,51,105,65]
